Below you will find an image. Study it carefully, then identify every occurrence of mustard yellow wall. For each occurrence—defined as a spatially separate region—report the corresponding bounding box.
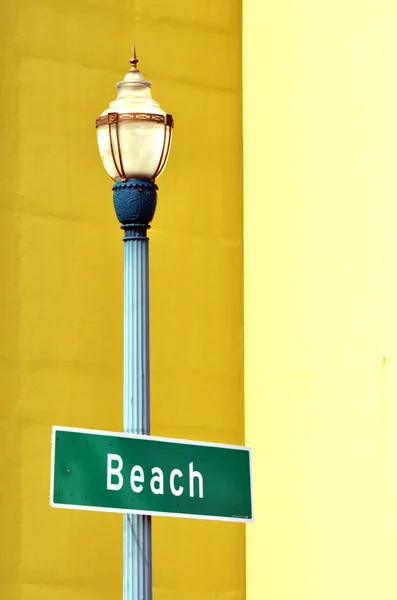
[244,1,397,599]
[0,1,244,598]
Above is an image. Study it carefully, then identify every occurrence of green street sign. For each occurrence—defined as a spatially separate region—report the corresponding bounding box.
[50,426,253,523]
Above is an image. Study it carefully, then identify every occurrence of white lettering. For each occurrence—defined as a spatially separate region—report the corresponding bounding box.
[130,465,144,493]
[189,462,203,498]
[170,469,184,496]
[108,459,204,499]
[150,467,164,495]
[107,454,123,491]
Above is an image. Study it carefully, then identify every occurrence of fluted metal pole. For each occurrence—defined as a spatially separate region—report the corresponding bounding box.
[112,177,158,600]
[123,225,152,600]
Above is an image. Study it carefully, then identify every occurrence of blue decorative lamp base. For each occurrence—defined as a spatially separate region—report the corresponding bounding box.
[113,178,158,228]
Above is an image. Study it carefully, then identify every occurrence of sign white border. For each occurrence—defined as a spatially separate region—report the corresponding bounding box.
[50,425,254,524]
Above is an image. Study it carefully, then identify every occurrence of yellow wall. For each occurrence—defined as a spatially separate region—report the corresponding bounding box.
[0,1,244,598]
[244,1,397,599]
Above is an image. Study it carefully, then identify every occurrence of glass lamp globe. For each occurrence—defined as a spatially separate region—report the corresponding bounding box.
[96,46,173,182]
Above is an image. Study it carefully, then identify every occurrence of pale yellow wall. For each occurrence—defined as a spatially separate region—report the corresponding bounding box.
[243,0,397,600]
[244,1,397,599]
[0,1,244,598]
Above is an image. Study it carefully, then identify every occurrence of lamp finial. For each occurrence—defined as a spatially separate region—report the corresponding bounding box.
[129,45,139,71]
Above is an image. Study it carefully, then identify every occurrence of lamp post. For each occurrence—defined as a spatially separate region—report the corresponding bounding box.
[96,46,173,600]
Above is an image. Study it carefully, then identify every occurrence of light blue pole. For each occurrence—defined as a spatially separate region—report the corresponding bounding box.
[112,178,158,600]
[123,225,151,600]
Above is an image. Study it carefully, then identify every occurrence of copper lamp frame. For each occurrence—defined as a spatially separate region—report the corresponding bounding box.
[96,112,174,182]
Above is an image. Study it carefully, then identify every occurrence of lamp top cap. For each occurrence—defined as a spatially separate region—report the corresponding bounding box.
[119,45,151,88]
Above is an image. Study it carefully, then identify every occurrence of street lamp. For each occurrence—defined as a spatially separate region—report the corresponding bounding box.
[96,46,173,600]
